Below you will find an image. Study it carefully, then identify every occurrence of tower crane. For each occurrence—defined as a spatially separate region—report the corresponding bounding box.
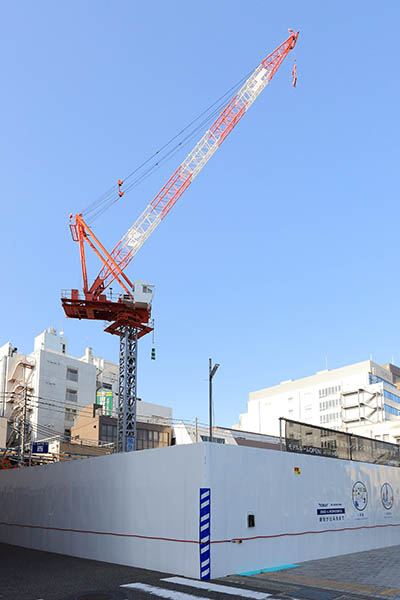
[61,29,299,453]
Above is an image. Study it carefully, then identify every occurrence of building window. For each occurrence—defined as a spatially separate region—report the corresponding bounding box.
[200,435,225,444]
[369,373,396,388]
[100,423,117,442]
[319,385,341,399]
[384,389,400,404]
[385,404,400,417]
[97,381,113,390]
[65,407,77,422]
[66,388,78,403]
[67,367,78,382]
[64,428,71,441]
[136,429,170,450]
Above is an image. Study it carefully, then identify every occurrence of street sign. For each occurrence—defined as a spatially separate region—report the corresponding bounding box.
[32,442,49,454]
[126,437,135,452]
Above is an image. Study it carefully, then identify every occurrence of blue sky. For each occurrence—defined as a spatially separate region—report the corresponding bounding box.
[1,1,400,428]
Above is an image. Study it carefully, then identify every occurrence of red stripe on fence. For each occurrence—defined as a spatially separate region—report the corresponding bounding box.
[1,520,399,544]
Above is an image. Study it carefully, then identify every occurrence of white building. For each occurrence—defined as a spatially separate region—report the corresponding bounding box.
[173,421,281,450]
[237,359,400,441]
[342,419,400,445]
[31,328,97,440]
[80,346,118,417]
[0,327,121,444]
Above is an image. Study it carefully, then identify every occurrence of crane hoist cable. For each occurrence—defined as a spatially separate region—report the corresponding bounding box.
[85,102,233,224]
[81,67,255,223]
[63,29,300,316]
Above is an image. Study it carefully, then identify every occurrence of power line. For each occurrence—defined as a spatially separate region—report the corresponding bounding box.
[2,391,208,428]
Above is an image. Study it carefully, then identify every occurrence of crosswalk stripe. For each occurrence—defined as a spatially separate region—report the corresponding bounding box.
[161,577,272,599]
[120,582,213,599]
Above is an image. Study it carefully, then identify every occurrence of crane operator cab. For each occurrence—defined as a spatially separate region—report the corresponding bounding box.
[133,280,155,311]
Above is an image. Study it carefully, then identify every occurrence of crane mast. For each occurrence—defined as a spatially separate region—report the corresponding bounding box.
[61,30,299,453]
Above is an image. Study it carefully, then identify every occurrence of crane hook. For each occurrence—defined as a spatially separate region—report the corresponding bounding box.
[118,179,124,197]
[291,62,297,88]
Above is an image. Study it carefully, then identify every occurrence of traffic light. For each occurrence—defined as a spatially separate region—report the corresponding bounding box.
[151,347,156,360]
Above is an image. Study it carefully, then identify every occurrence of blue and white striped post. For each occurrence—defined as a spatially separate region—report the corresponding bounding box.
[199,487,211,580]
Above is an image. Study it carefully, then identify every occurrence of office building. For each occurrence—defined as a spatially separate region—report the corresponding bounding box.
[237,359,400,440]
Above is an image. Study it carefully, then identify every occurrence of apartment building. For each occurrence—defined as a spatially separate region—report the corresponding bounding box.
[237,359,400,440]
[0,327,119,443]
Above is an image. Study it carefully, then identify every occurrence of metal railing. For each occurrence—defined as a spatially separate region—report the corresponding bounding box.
[61,289,116,302]
[280,417,400,467]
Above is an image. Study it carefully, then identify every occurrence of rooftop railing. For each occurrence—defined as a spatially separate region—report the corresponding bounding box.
[280,417,400,467]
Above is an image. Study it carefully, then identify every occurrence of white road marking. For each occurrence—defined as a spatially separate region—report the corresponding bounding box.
[161,577,273,599]
[120,582,213,599]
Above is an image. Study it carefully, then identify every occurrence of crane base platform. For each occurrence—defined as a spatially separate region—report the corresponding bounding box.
[61,290,152,337]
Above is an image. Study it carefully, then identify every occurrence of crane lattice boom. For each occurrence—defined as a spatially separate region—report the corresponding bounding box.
[86,30,299,297]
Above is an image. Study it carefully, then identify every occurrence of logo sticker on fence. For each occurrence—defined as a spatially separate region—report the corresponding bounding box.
[381,483,394,511]
[352,481,368,514]
[199,488,211,580]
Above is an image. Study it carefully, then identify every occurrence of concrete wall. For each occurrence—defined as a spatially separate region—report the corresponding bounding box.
[1,443,400,579]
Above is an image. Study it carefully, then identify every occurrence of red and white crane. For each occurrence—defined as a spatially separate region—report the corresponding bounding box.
[61,29,299,452]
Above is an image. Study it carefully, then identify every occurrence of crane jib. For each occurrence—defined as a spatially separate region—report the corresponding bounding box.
[74,30,299,299]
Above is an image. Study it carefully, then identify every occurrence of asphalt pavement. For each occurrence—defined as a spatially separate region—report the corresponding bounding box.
[1,542,400,600]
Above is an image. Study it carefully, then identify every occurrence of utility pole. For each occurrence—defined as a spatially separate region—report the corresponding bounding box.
[209,358,220,443]
[19,386,28,466]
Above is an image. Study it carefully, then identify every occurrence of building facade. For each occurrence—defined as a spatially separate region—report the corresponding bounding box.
[172,422,281,450]
[237,359,400,440]
[1,328,120,445]
[80,346,119,417]
[71,400,172,450]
